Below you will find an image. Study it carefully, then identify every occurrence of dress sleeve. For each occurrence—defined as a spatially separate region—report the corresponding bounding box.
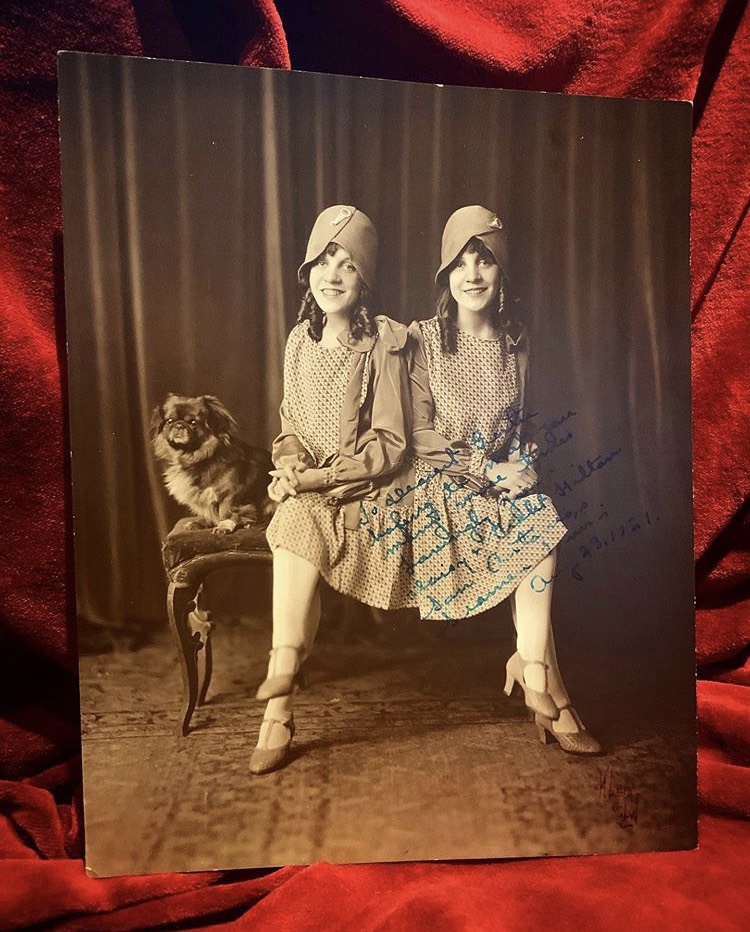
[408,321,490,489]
[270,328,315,468]
[507,328,531,462]
[327,336,409,486]
[271,397,315,468]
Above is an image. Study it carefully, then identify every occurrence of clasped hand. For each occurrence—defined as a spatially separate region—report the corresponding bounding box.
[485,456,538,500]
[268,461,320,503]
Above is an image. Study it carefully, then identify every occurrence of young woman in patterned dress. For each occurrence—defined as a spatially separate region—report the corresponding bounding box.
[408,205,601,754]
[251,205,413,774]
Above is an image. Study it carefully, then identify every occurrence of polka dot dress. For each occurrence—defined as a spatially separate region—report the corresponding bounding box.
[410,318,567,621]
[284,324,353,465]
[267,323,416,611]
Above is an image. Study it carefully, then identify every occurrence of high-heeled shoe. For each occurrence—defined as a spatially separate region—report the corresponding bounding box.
[249,714,295,774]
[503,651,559,720]
[535,706,603,755]
[255,645,307,701]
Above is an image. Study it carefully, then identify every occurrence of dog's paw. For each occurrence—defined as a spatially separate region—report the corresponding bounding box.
[181,519,208,531]
[212,519,237,535]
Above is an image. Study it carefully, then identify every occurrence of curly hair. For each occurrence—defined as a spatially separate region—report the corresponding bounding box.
[297,242,377,342]
[436,236,509,354]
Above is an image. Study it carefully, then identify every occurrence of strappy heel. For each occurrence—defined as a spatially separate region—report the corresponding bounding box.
[535,706,603,755]
[503,651,559,720]
[255,645,307,701]
[249,714,295,774]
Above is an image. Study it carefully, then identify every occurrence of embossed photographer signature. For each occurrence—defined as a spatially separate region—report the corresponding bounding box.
[599,764,640,828]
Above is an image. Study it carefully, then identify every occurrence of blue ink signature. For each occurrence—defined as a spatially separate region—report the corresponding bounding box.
[530,570,560,593]
[360,403,637,616]
[562,508,660,583]
[552,448,623,497]
[379,446,462,508]
[472,407,578,466]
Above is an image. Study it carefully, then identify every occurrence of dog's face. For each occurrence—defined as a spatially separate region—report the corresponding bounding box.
[151,394,238,458]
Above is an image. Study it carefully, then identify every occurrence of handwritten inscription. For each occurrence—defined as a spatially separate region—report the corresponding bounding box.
[553,448,623,497]
[372,483,556,619]
[381,447,462,508]
[530,570,559,593]
[562,507,659,584]
[471,406,577,465]
[361,403,649,617]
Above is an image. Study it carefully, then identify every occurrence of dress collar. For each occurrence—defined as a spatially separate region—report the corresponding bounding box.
[337,315,409,354]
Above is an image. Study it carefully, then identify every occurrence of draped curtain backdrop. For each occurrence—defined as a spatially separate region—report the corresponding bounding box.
[59,54,692,684]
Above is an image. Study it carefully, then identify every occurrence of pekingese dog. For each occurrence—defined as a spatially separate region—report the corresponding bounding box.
[151,393,274,534]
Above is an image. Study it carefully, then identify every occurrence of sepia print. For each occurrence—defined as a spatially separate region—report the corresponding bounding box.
[59,53,695,875]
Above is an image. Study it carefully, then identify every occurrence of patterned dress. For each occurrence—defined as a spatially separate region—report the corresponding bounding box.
[266,323,415,611]
[410,318,566,621]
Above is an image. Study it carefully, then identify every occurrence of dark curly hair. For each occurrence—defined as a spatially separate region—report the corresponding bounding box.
[435,236,510,354]
[297,242,377,342]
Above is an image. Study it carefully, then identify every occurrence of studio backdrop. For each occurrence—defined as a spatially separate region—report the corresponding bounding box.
[60,55,692,686]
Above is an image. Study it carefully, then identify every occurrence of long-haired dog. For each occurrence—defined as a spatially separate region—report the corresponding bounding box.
[151,394,274,534]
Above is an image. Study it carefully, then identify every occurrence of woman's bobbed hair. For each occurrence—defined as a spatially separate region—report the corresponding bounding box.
[297,242,377,342]
[436,236,508,354]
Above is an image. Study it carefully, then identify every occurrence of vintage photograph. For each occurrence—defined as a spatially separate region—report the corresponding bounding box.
[59,53,696,875]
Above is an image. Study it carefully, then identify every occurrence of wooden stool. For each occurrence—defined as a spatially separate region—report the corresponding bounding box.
[162,517,272,736]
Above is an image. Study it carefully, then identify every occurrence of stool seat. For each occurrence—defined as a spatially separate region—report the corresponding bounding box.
[163,517,272,580]
[162,517,272,735]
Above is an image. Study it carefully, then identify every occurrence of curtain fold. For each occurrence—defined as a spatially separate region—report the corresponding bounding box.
[59,57,692,643]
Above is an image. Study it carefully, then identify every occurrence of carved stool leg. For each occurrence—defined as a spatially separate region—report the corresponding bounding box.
[190,583,213,706]
[199,635,213,706]
[167,581,202,736]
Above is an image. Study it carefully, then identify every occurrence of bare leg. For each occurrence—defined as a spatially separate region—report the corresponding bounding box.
[255,548,321,754]
[513,548,580,733]
[271,548,322,653]
[544,629,572,710]
[513,550,557,671]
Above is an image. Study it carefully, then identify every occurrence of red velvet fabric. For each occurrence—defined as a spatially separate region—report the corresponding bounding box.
[1,0,748,927]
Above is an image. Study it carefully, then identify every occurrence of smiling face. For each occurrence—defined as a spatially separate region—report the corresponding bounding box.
[308,242,363,318]
[447,239,501,317]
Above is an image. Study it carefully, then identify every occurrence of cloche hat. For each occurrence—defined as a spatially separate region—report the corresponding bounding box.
[436,205,509,282]
[298,205,378,290]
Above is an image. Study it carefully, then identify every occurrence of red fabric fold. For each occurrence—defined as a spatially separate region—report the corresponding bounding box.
[698,681,750,817]
[213,817,750,932]
[393,0,724,97]
[2,820,748,931]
